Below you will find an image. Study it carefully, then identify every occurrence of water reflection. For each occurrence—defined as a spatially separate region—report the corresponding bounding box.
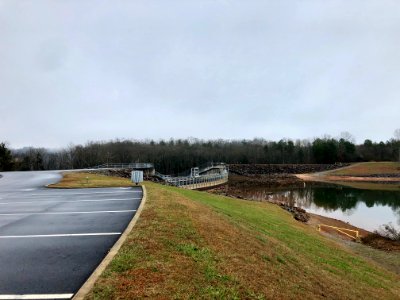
[236,184,400,231]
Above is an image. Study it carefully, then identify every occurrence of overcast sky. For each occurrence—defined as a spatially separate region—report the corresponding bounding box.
[1,0,399,148]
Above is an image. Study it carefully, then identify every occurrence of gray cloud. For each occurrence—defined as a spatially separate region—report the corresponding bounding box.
[0,0,399,148]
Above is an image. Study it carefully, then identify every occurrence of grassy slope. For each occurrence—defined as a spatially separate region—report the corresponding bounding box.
[48,172,134,188]
[87,182,400,299]
[328,162,400,176]
[343,240,400,276]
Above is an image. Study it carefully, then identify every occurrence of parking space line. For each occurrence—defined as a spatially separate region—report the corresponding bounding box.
[0,198,141,205]
[3,190,139,197]
[28,191,141,196]
[2,193,141,200]
[0,233,121,239]
[0,210,137,216]
[0,294,73,299]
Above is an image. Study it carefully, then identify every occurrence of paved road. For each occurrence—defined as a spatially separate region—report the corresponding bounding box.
[0,171,142,300]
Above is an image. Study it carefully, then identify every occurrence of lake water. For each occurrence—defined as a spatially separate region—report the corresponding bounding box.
[237,184,400,232]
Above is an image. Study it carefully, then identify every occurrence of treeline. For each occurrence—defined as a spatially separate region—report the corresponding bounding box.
[1,136,399,174]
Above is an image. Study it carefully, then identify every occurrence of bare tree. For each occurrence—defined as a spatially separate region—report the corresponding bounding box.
[394,129,400,162]
[394,128,400,141]
[340,131,356,143]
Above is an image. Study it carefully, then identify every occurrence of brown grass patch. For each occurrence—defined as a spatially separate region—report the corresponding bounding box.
[297,162,400,191]
[48,172,134,188]
[327,162,400,176]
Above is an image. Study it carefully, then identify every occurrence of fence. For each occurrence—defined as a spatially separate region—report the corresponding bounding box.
[317,224,360,240]
[91,163,154,169]
[154,171,171,180]
[164,170,228,190]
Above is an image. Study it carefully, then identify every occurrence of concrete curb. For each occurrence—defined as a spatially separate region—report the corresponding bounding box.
[73,184,148,300]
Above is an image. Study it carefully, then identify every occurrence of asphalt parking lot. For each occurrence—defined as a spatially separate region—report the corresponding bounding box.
[0,171,142,299]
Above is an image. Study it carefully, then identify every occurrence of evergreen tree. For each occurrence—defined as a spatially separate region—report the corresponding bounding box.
[0,143,13,171]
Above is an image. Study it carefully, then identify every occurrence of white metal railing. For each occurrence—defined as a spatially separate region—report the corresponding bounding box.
[91,163,154,169]
[165,170,228,188]
[154,171,171,180]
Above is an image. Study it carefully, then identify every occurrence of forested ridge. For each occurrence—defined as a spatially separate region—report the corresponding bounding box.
[1,135,399,174]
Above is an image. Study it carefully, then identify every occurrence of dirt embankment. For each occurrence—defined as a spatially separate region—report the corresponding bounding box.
[309,213,400,252]
[311,213,400,251]
[308,213,370,240]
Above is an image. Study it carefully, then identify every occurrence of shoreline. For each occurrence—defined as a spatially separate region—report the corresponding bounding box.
[307,212,371,239]
[253,196,400,251]
[297,173,400,183]
[265,197,372,237]
[208,181,400,251]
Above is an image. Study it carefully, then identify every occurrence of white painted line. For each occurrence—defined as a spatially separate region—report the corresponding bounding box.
[0,294,73,299]
[0,198,141,205]
[0,210,137,216]
[2,191,142,200]
[29,191,141,196]
[0,233,121,239]
[8,191,140,197]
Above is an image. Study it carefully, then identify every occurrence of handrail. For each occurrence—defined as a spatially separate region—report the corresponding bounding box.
[198,162,227,174]
[91,163,154,169]
[317,224,360,240]
[165,171,228,188]
[154,171,171,180]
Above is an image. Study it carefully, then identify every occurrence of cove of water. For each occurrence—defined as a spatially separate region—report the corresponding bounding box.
[238,184,400,232]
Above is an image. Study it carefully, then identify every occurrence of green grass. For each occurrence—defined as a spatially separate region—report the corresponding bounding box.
[89,182,243,299]
[175,188,388,282]
[344,241,400,276]
[87,182,400,299]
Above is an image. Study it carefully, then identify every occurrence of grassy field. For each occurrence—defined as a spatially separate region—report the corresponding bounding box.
[327,162,400,176]
[85,181,400,299]
[48,172,135,188]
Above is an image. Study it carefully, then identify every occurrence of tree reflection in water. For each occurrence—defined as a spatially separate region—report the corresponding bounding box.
[237,183,400,228]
